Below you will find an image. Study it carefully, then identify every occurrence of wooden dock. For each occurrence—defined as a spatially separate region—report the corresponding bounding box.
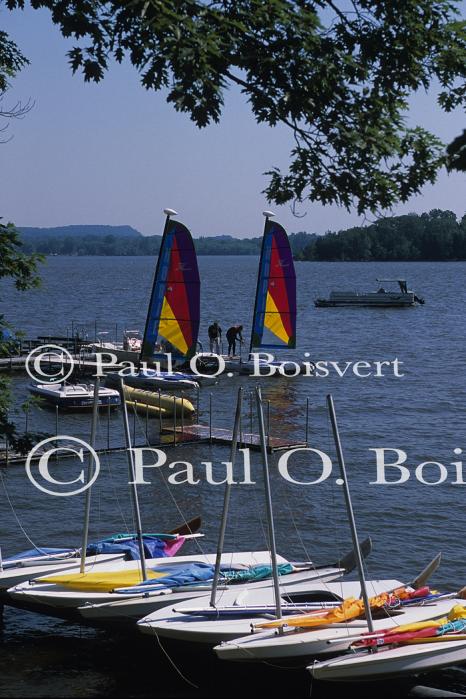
[0,443,148,466]
[0,354,128,375]
[0,426,305,465]
[161,423,306,452]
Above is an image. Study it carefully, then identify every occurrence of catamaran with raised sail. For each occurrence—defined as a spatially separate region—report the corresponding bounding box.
[105,209,213,390]
[205,211,298,376]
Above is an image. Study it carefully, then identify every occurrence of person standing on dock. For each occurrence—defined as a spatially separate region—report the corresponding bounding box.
[226,325,243,356]
[208,321,222,354]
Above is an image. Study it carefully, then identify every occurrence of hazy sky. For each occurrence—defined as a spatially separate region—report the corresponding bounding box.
[1,4,465,238]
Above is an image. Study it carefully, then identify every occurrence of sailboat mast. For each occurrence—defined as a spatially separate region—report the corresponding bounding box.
[139,208,177,369]
[256,386,282,621]
[79,377,101,574]
[119,377,148,580]
[326,394,374,634]
[210,387,243,607]
[249,211,274,356]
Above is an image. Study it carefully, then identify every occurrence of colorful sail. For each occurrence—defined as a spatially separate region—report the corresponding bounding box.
[141,218,200,360]
[250,219,296,351]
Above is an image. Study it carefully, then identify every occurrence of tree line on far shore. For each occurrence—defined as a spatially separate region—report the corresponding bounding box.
[18,209,466,260]
[18,230,316,257]
[297,210,466,261]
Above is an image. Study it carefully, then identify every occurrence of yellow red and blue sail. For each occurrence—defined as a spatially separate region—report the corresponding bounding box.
[141,220,200,360]
[250,219,296,350]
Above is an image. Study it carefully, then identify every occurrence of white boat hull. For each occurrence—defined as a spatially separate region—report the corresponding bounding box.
[80,565,344,624]
[0,553,125,592]
[136,579,401,645]
[309,637,466,681]
[8,551,295,617]
[213,598,465,663]
[29,383,120,409]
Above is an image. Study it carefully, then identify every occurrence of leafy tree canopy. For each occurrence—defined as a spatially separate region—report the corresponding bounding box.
[447,128,466,171]
[1,26,32,130]
[0,30,27,92]
[5,0,466,210]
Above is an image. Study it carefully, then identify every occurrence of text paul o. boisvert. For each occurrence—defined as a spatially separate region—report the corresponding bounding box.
[123,447,464,486]
[25,443,465,497]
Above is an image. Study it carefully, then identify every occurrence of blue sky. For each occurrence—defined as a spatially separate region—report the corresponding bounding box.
[1,3,465,238]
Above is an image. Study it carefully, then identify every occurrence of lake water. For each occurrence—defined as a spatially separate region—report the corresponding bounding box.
[1,256,466,697]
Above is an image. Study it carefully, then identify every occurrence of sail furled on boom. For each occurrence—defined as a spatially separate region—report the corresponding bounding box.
[141,219,200,360]
[250,219,296,350]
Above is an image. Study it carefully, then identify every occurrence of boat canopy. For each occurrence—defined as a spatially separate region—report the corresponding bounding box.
[376,279,408,294]
[141,219,200,360]
[250,219,296,351]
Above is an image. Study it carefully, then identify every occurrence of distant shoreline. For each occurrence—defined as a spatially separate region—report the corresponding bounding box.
[19,208,466,261]
[39,254,466,261]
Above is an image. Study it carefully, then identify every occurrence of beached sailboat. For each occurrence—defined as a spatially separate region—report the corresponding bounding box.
[213,396,450,664]
[213,578,463,663]
[1,380,198,593]
[140,579,457,650]
[135,388,375,642]
[7,550,339,620]
[75,389,361,625]
[309,602,466,681]
[76,542,368,624]
[0,528,193,592]
[9,390,354,624]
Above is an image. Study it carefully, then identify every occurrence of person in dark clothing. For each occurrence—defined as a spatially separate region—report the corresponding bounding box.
[208,321,222,353]
[226,325,243,356]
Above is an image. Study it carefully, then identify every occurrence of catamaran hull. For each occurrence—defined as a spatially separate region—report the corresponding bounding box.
[309,639,466,681]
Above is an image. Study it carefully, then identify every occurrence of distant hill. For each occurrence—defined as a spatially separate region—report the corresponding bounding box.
[17,225,317,256]
[20,225,142,239]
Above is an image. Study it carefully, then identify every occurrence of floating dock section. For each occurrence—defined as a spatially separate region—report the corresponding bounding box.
[161,424,306,452]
